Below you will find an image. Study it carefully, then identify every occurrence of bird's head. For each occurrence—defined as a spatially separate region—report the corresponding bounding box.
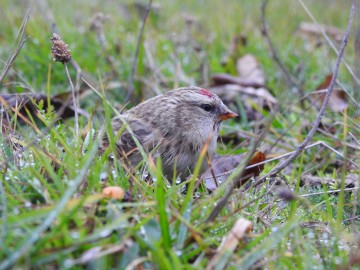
[166,86,237,126]
[162,87,237,146]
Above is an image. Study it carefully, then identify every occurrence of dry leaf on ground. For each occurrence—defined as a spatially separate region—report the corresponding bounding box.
[210,54,277,121]
[297,22,344,43]
[236,54,265,86]
[314,74,348,112]
[201,151,266,191]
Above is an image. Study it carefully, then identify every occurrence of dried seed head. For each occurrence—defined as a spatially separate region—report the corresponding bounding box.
[50,33,71,63]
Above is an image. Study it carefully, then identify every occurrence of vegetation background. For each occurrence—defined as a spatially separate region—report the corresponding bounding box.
[0,0,359,269]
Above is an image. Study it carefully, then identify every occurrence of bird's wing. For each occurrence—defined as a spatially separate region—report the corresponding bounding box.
[112,116,158,156]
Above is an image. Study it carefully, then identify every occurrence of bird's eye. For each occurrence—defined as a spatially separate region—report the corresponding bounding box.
[201,104,213,112]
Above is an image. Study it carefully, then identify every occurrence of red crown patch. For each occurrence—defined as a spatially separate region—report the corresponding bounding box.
[199,88,214,98]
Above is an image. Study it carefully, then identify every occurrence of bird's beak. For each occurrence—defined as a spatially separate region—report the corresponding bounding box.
[218,109,238,121]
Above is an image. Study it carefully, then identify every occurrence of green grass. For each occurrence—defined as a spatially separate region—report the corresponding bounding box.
[0,0,359,269]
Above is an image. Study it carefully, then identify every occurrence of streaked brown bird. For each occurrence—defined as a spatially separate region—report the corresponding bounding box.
[100,86,237,181]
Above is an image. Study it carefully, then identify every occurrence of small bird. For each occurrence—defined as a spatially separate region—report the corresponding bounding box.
[100,86,237,181]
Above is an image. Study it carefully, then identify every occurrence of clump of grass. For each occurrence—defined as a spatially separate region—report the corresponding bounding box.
[0,0,359,269]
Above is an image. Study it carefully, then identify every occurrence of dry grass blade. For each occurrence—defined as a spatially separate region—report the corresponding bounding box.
[298,0,360,86]
[206,218,252,270]
[251,0,357,190]
[260,0,300,90]
[0,4,31,83]
[125,0,153,102]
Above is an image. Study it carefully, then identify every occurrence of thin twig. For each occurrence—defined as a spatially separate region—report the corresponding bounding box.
[206,151,218,188]
[267,93,321,153]
[203,141,358,183]
[125,0,153,102]
[0,4,31,83]
[298,0,360,87]
[260,0,301,91]
[250,0,356,190]
[299,187,360,198]
[64,63,78,138]
[355,0,360,116]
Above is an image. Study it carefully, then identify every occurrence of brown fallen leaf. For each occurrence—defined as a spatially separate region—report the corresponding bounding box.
[210,54,276,120]
[102,186,125,200]
[315,74,348,112]
[206,217,252,270]
[297,22,344,43]
[210,84,277,104]
[201,151,266,191]
[236,54,265,86]
[210,83,276,123]
[212,54,266,88]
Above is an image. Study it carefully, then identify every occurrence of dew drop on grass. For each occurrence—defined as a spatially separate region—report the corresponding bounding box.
[321,232,329,239]
[175,177,181,184]
[111,170,118,178]
[307,231,315,239]
[271,227,278,233]
[142,171,149,180]
[99,229,112,238]
[334,257,342,265]
[70,231,80,239]
[100,172,108,180]
[63,259,73,268]
[24,201,32,208]
[162,44,169,51]
[67,180,75,187]
[31,178,41,187]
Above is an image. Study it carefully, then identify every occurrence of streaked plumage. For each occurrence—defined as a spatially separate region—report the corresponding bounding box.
[100,86,237,180]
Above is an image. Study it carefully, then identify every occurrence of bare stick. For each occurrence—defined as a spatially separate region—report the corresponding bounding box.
[354,0,360,115]
[125,0,153,102]
[251,0,356,190]
[206,151,218,188]
[300,187,360,198]
[202,141,358,183]
[0,4,31,83]
[64,63,78,138]
[260,0,300,90]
